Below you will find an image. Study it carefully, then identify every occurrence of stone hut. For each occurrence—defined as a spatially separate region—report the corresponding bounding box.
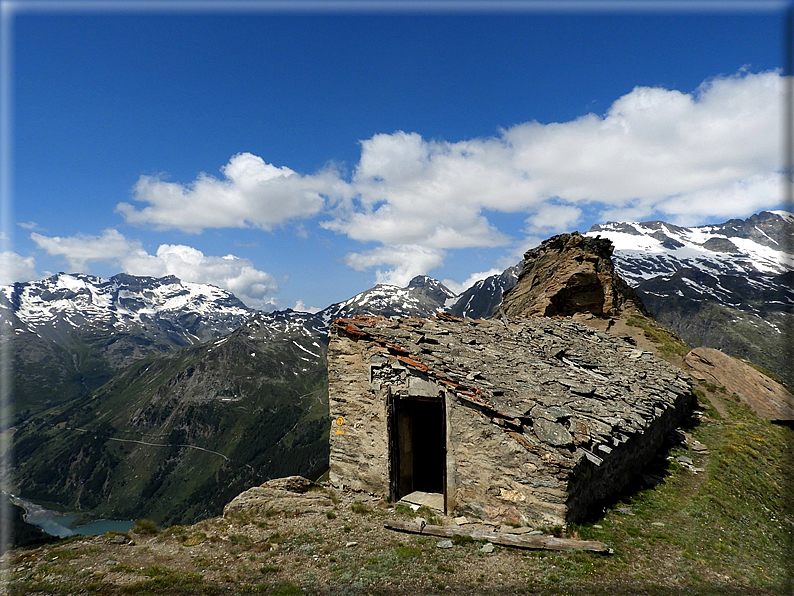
[327,313,694,527]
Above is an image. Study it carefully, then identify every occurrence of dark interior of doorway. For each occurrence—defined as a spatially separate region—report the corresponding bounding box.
[395,398,445,500]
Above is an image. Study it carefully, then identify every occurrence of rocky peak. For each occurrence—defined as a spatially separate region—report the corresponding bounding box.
[407,275,456,302]
[717,210,794,250]
[499,232,645,319]
[448,263,521,319]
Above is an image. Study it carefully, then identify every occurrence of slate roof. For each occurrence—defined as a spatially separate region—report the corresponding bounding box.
[331,313,692,464]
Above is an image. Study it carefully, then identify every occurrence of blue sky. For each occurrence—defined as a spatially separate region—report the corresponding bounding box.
[2,1,790,310]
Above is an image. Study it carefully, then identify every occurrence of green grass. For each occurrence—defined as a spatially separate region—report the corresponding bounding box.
[565,393,793,594]
[10,376,792,595]
[331,543,427,590]
[450,534,475,546]
[177,532,207,547]
[270,583,303,596]
[393,545,422,559]
[417,505,443,525]
[117,568,216,595]
[350,500,371,515]
[10,565,221,596]
[260,564,280,574]
[626,313,691,358]
[394,503,414,517]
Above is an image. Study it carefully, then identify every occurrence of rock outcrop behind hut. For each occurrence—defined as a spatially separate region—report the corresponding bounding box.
[500,232,646,319]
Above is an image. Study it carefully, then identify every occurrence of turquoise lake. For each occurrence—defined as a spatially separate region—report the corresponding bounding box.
[11,494,135,537]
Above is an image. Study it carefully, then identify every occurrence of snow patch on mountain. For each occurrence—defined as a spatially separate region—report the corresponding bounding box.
[317,276,456,324]
[769,210,793,224]
[1,272,254,349]
[587,211,794,287]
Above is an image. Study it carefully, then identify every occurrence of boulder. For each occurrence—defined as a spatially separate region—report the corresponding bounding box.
[259,475,316,493]
[684,347,794,422]
[222,475,330,519]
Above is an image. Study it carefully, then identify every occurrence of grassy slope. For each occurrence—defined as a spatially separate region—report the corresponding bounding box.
[9,308,792,593]
[12,329,330,526]
[561,387,793,595]
[11,332,112,421]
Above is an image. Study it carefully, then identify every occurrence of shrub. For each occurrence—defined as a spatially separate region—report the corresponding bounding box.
[271,582,302,596]
[351,500,370,514]
[132,518,159,535]
[178,532,208,546]
[394,504,414,517]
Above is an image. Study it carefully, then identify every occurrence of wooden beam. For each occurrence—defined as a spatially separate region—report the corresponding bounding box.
[384,520,612,554]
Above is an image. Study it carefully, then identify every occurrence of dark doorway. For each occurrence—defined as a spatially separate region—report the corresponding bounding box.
[391,397,445,502]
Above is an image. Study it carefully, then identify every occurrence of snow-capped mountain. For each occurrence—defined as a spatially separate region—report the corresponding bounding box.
[2,265,516,382]
[3,273,257,416]
[11,210,793,528]
[13,303,330,526]
[585,210,794,318]
[317,275,457,325]
[587,210,794,285]
[9,209,792,420]
[448,264,521,319]
[2,272,253,348]
[586,210,794,386]
[313,271,520,325]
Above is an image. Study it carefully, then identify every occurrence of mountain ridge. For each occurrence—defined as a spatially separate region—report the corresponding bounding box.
[6,209,792,418]
[7,209,793,530]
[585,209,793,385]
[11,309,330,526]
[7,215,793,594]
[586,210,793,284]
[3,272,257,419]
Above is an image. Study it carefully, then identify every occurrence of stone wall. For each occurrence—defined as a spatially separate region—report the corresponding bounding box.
[328,334,575,526]
[327,330,390,495]
[565,384,693,520]
[444,394,572,527]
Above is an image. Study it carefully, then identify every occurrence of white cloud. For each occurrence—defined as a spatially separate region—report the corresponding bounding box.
[524,204,583,234]
[653,174,783,224]
[31,229,140,272]
[293,300,321,314]
[117,152,345,233]
[30,229,278,309]
[17,221,44,232]
[323,70,783,280]
[123,244,279,310]
[110,70,783,284]
[504,71,781,207]
[343,244,446,287]
[0,251,38,285]
[322,131,519,248]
